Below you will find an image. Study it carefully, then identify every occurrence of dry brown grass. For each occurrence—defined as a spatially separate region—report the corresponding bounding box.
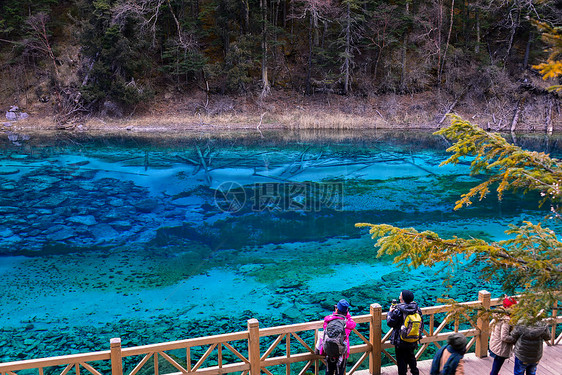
[4,89,561,134]
[277,112,380,129]
[7,109,390,133]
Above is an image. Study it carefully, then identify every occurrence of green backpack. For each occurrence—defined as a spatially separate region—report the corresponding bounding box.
[400,312,423,343]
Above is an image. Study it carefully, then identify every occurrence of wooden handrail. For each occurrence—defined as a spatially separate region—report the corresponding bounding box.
[120,332,250,357]
[0,351,111,372]
[1,291,561,375]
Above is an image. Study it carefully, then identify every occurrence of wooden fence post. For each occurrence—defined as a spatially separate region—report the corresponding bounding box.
[369,303,382,375]
[551,300,558,345]
[248,319,261,375]
[475,290,491,358]
[110,338,123,375]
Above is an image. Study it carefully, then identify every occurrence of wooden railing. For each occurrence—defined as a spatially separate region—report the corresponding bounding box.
[1,291,561,375]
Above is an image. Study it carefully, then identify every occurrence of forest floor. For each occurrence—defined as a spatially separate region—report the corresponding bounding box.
[2,88,561,134]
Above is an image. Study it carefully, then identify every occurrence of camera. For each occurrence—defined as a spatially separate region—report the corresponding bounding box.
[391,299,398,307]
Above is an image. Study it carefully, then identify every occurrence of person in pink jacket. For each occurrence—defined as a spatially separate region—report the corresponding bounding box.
[321,299,357,375]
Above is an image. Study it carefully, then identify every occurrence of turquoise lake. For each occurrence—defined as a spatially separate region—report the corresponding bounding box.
[0,129,561,364]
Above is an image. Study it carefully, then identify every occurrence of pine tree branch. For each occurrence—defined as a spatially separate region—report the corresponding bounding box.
[436,115,562,210]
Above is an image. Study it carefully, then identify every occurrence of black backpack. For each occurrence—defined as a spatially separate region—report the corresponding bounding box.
[323,316,347,361]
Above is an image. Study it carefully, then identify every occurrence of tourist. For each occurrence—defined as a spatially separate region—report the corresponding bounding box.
[320,299,356,375]
[488,296,517,375]
[430,332,467,375]
[387,290,424,375]
[506,314,551,375]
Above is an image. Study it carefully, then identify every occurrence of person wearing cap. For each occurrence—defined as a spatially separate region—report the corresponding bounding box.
[387,290,423,375]
[488,296,517,375]
[430,332,467,375]
[321,299,357,375]
[505,312,551,375]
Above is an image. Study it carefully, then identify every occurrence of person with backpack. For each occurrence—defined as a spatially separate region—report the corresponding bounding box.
[320,299,357,375]
[430,332,467,375]
[386,290,423,375]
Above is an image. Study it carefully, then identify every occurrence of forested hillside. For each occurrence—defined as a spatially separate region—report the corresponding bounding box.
[0,0,560,128]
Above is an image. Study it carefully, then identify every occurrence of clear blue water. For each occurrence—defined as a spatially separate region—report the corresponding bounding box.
[0,129,561,363]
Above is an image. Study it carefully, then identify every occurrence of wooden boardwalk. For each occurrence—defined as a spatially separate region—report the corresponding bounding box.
[356,344,562,375]
[1,291,559,375]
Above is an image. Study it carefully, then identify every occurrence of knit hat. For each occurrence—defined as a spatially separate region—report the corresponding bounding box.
[447,333,467,353]
[401,290,414,304]
[337,299,350,314]
[503,297,517,308]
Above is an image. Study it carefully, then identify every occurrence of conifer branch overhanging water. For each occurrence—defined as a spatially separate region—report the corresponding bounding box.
[357,115,562,322]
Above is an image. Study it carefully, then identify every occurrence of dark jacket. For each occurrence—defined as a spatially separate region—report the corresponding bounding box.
[386,301,423,347]
[430,345,464,375]
[506,322,550,364]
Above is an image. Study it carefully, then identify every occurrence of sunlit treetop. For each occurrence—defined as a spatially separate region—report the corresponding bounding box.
[532,20,562,91]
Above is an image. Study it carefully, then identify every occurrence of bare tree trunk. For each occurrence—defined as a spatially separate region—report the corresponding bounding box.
[511,98,524,133]
[504,0,520,64]
[439,0,455,84]
[167,0,185,47]
[290,0,294,34]
[26,13,59,77]
[273,0,279,62]
[322,20,327,49]
[437,83,471,126]
[372,18,389,82]
[399,1,409,88]
[82,52,99,86]
[475,8,480,54]
[306,15,313,95]
[0,38,20,45]
[283,0,287,28]
[191,0,200,19]
[546,97,553,135]
[313,9,319,46]
[464,0,470,47]
[261,0,270,97]
[343,1,351,95]
[437,0,443,85]
[373,48,382,82]
[523,31,532,69]
[242,0,250,33]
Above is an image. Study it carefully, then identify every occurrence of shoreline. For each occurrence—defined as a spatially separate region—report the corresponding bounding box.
[4,91,561,134]
[4,113,433,134]
[5,112,560,135]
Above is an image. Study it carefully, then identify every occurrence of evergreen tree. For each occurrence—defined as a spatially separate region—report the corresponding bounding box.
[362,1,401,86]
[293,0,338,94]
[158,0,207,89]
[161,38,207,87]
[198,0,258,93]
[337,0,365,94]
[78,0,152,112]
[0,0,57,40]
[0,0,560,106]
